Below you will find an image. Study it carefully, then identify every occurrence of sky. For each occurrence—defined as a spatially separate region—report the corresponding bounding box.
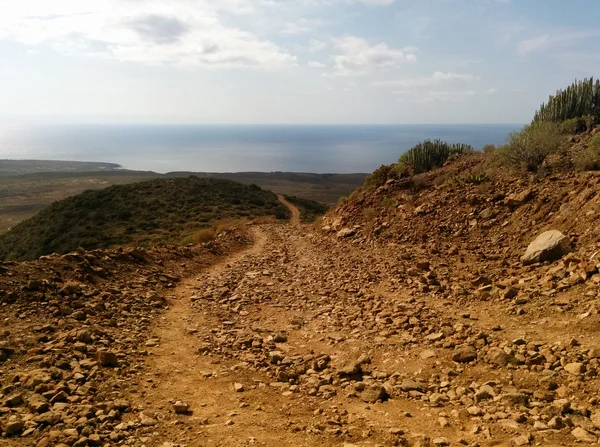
[0,0,599,124]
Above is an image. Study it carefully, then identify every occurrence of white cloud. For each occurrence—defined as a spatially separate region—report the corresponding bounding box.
[308,38,327,53]
[372,71,479,88]
[0,0,296,68]
[517,30,600,55]
[308,60,326,68]
[330,36,417,76]
[281,18,326,35]
[394,89,479,103]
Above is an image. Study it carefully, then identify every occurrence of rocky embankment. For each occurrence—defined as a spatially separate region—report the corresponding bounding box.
[0,231,250,446]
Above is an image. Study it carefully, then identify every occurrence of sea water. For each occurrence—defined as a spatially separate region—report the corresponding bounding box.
[0,124,521,173]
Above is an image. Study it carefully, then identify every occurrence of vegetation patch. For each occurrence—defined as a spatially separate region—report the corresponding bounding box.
[0,176,290,261]
[398,140,473,175]
[495,122,564,172]
[283,195,329,223]
[533,77,600,125]
[574,133,600,171]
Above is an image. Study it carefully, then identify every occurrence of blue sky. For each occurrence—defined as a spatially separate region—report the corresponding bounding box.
[0,0,598,124]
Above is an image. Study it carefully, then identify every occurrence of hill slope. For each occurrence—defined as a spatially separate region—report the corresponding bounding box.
[0,176,292,261]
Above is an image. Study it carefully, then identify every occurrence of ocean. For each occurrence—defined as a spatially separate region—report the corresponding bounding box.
[0,124,521,173]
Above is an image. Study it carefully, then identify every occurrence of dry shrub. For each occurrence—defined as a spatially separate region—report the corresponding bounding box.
[312,216,324,231]
[191,228,216,244]
[482,144,496,155]
[574,133,600,171]
[253,216,277,225]
[433,174,450,187]
[215,218,248,234]
[495,122,563,172]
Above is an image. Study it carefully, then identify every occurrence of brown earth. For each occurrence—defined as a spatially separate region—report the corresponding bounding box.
[2,161,600,447]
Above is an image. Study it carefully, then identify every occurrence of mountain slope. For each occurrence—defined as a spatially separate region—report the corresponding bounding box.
[0,176,291,261]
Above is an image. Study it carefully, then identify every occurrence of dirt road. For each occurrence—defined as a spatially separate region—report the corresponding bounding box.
[130,215,600,447]
[4,208,599,446]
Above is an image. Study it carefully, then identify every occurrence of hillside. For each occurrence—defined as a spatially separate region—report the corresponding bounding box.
[0,167,362,233]
[0,176,292,261]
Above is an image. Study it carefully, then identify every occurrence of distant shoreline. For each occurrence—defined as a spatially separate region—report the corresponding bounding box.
[0,159,369,177]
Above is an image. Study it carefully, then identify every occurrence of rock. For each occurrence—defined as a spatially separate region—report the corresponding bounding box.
[521,230,572,265]
[27,393,49,413]
[336,228,356,238]
[452,346,477,363]
[234,383,245,392]
[139,413,157,426]
[487,347,515,366]
[173,401,190,414]
[511,433,532,446]
[591,411,600,429]
[360,385,388,403]
[77,329,92,343]
[273,332,287,343]
[420,349,437,359]
[571,427,597,443]
[88,434,102,446]
[587,347,600,359]
[96,350,118,367]
[60,281,82,295]
[505,189,533,207]
[269,351,285,364]
[400,379,424,392]
[564,362,585,375]
[4,393,23,407]
[4,420,24,436]
[548,416,565,429]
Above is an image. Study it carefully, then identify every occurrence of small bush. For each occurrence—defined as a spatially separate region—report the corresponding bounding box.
[560,117,588,134]
[482,144,496,155]
[495,122,563,172]
[381,197,398,208]
[191,228,216,243]
[364,164,395,190]
[398,140,472,174]
[590,133,600,150]
[574,133,600,170]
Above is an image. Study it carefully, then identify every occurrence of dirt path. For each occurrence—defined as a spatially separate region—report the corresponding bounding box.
[277,194,301,225]
[133,222,596,447]
[140,227,348,447]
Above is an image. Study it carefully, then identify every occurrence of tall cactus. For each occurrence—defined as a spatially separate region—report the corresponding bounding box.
[398,140,472,174]
[533,78,600,124]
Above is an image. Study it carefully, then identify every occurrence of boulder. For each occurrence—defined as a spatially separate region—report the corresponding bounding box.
[96,351,118,367]
[336,228,356,238]
[452,346,477,363]
[571,427,597,443]
[360,385,388,403]
[521,231,572,265]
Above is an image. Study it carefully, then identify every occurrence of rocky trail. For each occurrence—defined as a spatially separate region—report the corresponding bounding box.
[3,199,600,446]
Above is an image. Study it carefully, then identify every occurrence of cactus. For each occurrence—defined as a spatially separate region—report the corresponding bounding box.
[398,140,472,174]
[533,78,600,125]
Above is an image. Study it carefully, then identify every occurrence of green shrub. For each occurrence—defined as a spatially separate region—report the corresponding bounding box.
[590,133,600,150]
[398,140,472,174]
[482,144,496,155]
[364,164,395,190]
[560,117,588,134]
[381,197,398,208]
[574,133,600,171]
[533,77,600,124]
[495,122,563,172]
